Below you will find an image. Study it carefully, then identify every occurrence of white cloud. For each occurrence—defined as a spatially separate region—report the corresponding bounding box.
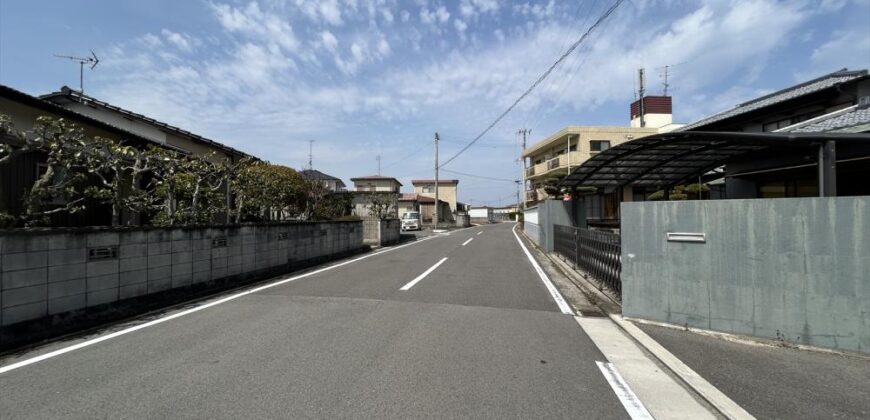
[460,0,500,18]
[809,27,870,73]
[160,29,196,52]
[454,19,468,33]
[321,30,338,52]
[210,2,299,51]
[420,5,450,26]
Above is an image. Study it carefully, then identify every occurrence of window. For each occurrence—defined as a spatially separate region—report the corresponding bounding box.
[569,144,577,152]
[422,185,434,193]
[590,140,611,152]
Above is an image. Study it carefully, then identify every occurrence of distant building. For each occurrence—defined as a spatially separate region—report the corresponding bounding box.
[350,175,401,219]
[522,95,683,208]
[351,175,402,192]
[411,179,459,222]
[300,169,346,192]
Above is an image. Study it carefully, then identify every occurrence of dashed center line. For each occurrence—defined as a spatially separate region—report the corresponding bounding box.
[400,257,448,291]
[477,231,482,236]
[461,238,474,246]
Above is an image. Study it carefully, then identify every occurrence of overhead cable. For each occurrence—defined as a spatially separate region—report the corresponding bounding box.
[438,0,625,168]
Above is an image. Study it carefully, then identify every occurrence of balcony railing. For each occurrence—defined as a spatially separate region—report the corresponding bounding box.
[525,166,535,177]
[547,157,560,170]
[525,191,538,201]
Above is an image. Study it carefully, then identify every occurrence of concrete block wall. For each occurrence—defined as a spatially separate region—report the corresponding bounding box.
[378,219,400,245]
[621,197,870,354]
[362,218,400,246]
[0,221,363,327]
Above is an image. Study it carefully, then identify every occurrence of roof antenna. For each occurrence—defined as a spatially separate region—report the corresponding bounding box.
[308,140,315,170]
[662,65,670,96]
[54,50,99,98]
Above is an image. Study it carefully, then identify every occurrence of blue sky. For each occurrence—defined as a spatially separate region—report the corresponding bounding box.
[1,0,868,205]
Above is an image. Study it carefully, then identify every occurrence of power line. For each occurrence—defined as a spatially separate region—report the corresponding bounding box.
[438,0,625,169]
[441,168,516,182]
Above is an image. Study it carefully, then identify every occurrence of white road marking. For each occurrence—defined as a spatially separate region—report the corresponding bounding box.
[461,238,474,246]
[476,231,482,236]
[596,361,655,420]
[0,235,443,375]
[400,257,448,291]
[511,224,573,315]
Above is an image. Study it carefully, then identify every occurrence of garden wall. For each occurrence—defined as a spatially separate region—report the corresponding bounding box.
[362,218,400,246]
[0,221,364,328]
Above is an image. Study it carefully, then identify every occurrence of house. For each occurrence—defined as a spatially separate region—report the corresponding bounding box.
[350,175,401,219]
[522,95,683,208]
[40,86,250,162]
[560,68,870,228]
[411,179,459,222]
[300,169,346,192]
[0,84,189,226]
[351,175,401,192]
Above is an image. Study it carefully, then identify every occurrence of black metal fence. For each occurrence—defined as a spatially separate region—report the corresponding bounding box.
[553,224,622,295]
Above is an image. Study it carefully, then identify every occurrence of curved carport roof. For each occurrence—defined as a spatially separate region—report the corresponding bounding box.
[560,131,869,189]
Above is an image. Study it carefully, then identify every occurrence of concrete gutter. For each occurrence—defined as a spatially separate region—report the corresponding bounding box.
[520,230,755,420]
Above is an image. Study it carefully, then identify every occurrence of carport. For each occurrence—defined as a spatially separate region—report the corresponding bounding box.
[560,131,870,198]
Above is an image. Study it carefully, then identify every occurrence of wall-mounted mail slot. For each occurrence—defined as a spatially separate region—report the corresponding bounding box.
[667,232,706,243]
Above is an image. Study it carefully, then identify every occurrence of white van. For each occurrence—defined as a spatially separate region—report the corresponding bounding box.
[401,211,421,231]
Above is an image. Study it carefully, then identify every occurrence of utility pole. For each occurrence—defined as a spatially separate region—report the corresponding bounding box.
[308,140,315,170]
[638,68,646,127]
[376,155,381,175]
[514,180,521,220]
[518,128,530,211]
[434,132,440,230]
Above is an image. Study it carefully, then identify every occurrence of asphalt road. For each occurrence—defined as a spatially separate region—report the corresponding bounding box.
[639,322,870,420]
[0,223,630,419]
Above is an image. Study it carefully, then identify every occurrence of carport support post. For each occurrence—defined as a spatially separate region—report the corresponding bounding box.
[818,140,837,197]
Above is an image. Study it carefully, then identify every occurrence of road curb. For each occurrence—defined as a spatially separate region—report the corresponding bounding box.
[608,314,756,420]
[518,228,755,419]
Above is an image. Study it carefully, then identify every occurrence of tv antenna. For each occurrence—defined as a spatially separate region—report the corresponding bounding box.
[308,140,315,170]
[54,50,100,96]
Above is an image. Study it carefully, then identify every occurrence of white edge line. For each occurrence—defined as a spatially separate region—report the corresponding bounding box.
[511,224,573,315]
[596,361,655,420]
[0,235,442,375]
[461,238,474,246]
[400,257,448,291]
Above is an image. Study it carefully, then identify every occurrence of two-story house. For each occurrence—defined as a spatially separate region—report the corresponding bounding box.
[411,179,458,217]
[350,175,401,219]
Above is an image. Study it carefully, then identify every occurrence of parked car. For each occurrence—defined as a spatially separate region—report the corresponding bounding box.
[401,211,421,231]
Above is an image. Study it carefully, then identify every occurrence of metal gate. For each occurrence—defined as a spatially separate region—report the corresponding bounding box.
[553,224,622,295]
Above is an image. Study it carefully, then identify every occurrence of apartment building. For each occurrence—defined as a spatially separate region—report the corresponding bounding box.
[522,95,682,207]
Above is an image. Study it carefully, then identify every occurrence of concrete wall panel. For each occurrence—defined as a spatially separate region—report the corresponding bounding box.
[622,197,870,354]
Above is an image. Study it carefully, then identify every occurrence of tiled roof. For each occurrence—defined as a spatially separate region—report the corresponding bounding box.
[785,106,870,133]
[411,179,459,185]
[40,86,252,158]
[0,84,187,152]
[350,175,402,185]
[680,69,869,131]
[300,169,341,181]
